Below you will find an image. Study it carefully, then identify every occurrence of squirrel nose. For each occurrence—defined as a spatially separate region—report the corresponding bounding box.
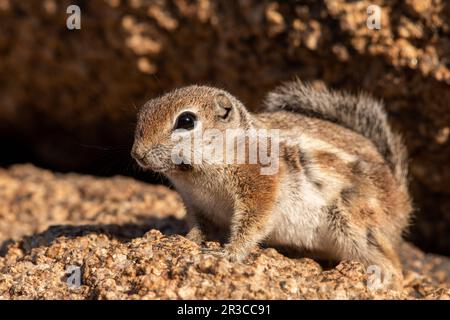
[131,145,146,161]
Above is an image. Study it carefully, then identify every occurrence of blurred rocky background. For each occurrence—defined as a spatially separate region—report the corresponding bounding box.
[0,0,449,264]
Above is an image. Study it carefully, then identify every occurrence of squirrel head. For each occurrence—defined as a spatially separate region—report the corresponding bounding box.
[131,85,251,173]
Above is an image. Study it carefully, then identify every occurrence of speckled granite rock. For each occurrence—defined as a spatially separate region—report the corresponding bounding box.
[0,0,449,255]
[0,165,448,299]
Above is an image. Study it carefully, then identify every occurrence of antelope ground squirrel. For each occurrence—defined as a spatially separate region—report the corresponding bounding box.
[131,80,412,290]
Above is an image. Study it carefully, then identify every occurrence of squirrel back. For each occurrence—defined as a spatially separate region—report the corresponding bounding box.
[263,80,408,189]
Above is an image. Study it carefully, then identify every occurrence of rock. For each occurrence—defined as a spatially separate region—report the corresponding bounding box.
[0,165,449,299]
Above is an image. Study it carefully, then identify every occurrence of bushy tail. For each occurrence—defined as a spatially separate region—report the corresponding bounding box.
[263,80,408,188]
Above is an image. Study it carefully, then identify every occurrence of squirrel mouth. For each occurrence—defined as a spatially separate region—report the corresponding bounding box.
[146,160,171,172]
[134,157,170,173]
[143,163,171,173]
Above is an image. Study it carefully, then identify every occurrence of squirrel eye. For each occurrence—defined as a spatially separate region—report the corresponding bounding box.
[174,112,197,130]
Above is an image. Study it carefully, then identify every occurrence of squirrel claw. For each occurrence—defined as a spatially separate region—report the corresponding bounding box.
[223,245,247,262]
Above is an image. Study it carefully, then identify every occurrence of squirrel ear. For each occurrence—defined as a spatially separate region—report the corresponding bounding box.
[213,93,234,122]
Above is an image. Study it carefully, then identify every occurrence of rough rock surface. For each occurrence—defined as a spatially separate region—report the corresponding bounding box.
[0,165,449,299]
[0,0,449,255]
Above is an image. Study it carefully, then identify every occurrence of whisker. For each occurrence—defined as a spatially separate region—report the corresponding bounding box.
[75,143,130,152]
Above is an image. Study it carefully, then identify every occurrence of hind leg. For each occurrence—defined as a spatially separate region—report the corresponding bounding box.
[364,231,403,291]
[327,202,403,290]
[336,229,403,291]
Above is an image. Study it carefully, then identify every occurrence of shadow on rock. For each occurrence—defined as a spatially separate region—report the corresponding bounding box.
[0,216,188,256]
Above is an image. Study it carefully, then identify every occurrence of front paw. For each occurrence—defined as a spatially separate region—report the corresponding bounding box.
[186,228,205,245]
[200,245,247,262]
[223,244,248,262]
